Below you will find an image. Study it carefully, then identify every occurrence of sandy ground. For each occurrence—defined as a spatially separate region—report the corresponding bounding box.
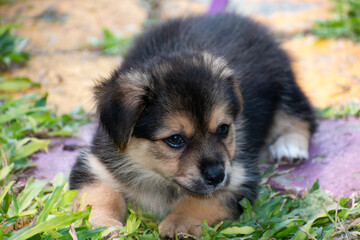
[1,0,147,113]
[1,0,360,112]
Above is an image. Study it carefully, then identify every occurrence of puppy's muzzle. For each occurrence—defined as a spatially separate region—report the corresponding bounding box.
[200,160,225,187]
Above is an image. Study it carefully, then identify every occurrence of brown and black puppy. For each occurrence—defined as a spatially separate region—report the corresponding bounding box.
[70,13,315,238]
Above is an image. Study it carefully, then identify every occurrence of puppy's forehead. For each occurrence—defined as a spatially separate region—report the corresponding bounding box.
[157,112,195,137]
[156,104,232,137]
[202,52,234,80]
[209,105,233,131]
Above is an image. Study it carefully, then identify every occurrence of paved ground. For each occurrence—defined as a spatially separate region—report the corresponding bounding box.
[269,117,360,196]
[2,0,360,196]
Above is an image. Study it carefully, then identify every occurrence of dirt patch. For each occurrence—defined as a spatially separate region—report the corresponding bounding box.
[283,37,360,108]
[0,0,147,52]
[230,0,331,33]
[160,0,208,19]
[5,51,119,113]
[1,0,147,113]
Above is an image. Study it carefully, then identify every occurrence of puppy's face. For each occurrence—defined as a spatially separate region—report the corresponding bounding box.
[95,52,243,195]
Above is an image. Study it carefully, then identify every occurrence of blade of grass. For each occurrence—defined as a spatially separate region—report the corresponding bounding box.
[56,189,78,210]
[293,213,328,240]
[0,181,14,204]
[11,138,51,161]
[0,106,45,124]
[10,210,90,240]
[220,226,255,235]
[0,163,13,181]
[0,77,40,92]
[36,177,67,224]
[15,179,47,214]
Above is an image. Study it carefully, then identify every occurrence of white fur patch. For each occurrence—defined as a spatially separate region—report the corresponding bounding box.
[122,168,181,217]
[202,52,234,79]
[269,133,309,163]
[87,153,121,190]
[227,161,247,191]
[263,111,311,164]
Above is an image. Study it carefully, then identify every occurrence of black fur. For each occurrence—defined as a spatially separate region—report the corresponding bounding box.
[69,149,96,190]
[70,13,315,221]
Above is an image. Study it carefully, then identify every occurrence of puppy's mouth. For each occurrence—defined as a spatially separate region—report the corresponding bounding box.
[173,174,229,196]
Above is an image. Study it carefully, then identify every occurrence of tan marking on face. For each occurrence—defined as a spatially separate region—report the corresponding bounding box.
[125,134,203,191]
[126,137,181,177]
[227,127,236,160]
[156,113,195,138]
[208,105,232,132]
[208,105,236,160]
[73,181,126,228]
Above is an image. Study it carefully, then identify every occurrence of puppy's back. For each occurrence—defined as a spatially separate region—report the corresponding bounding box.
[120,14,280,71]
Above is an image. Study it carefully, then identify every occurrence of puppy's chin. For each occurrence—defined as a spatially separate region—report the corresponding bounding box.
[174,175,229,196]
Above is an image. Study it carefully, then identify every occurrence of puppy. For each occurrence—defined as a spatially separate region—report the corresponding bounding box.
[70,13,315,238]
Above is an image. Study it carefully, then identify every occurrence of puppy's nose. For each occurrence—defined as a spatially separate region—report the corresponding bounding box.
[201,164,225,187]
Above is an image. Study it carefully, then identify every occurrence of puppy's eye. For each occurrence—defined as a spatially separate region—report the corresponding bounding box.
[217,124,229,138]
[164,134,186,148]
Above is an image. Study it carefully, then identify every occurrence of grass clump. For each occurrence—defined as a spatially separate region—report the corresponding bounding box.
[317,100,360,118]
[314,0,360,42]
[0,77,90,172]
[0,76,40,92]
[199,177,360,240]
[0,24,30,72]
[0,77,96,239]
[88,28,132,55]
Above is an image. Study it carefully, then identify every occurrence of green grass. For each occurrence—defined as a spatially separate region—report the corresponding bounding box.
[0,77,90,172]
[1,79,359,239]
[88,28,133,55]
[0,77,96,239]
[314,0,360,42]
[0,24,30,72]
[0,0,13,5]
[316,100,360,118]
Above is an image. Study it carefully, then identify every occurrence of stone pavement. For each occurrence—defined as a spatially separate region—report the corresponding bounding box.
[1,0,359,196]
[26,123,97,181]
[269,118,360,197]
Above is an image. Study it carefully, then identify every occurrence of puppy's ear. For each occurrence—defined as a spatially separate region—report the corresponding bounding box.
[94,71,149,151]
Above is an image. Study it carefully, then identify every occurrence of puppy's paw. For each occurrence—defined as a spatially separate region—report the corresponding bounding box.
[269,133,309,164]
[159,214,202,239]
[90,215,124,229]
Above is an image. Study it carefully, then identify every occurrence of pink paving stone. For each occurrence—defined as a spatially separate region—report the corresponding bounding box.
[269,117,360,197]
[207,0,229,15]
[28,118,360,196]
[26,122,97,180]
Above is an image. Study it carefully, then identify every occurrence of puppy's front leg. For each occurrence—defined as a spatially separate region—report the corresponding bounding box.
[159,194,233,238]
[73,181,126,229]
